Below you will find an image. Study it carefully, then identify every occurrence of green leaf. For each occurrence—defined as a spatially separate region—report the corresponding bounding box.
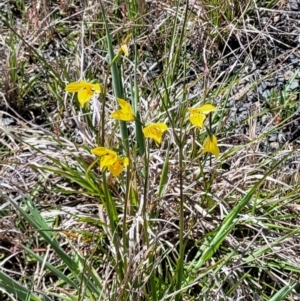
[0,270,49,301]
[268,282,297,301]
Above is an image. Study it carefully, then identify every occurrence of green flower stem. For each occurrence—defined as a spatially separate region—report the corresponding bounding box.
[132,41,145,157]
[100,2,129,153]
[99,67,111,146]
[176,135,185,301]
[121,162,131,274]
[142,141,158,301]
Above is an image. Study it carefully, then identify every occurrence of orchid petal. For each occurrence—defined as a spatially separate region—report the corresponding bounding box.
[203,135,220,158]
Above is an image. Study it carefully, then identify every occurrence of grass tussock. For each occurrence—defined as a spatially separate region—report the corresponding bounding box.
[1,0,300,300]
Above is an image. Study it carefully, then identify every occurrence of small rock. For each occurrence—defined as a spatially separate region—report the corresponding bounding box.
[0,117,15,126]
[262,90,271,98]
[288,1,299,11]
[261,113,272,125]
[270,141,280,150]
[268,133,278,142]
[289,80,299,90]
[277,76,285,83]
[284,70,294,80]
[236,111,248,122]
[278,132,286,143]
[274,14,280,23]
[259,82,268,91]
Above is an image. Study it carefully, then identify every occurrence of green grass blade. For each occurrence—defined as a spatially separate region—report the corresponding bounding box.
[268,282,297,301]
[20,245,78,289]
[132,41,145,157]
[189,150,294,274]
[0,271,46,301]
[158,144,169,197]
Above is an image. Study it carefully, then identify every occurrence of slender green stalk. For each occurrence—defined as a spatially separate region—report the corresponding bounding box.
[176,137,185,301]
[132,39,145,157]
[99,2,129,152]
[142,142,158,301]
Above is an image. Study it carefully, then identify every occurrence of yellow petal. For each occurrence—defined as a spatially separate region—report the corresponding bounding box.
[108,165,123,177]
[78,88,94,107]
[189,112,206,128]
[108,157,127,177]
[111,111,123,120]
[65,81,101,107]
[188,104,215,128]
[65,81,88,92]
[203,135,220,158]
[122,34,131,45]
[117,98,129,109]
[142,123,168,144]
[123,157,129,167]
[111,111,134,121]
[91,147,115,157]
[196,104,216,114]
[154,123,168,132]
[91,83,101,93]
[119,34,131,57]
[100,153,118,169]
[65,81,101,92]
[91,147,118,168]
[189,104,216,115]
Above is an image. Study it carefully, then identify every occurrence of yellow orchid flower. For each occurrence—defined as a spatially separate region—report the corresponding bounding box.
[91,147,129,177]
[203,135,220,158]
[142,123,168,144]
[65,81,101,107]
[108,156,129,177]
[111,98,135,121]
[188,104,216,128]
[91,147,118,169]
[117,34,131,57]
[120,44,129,56]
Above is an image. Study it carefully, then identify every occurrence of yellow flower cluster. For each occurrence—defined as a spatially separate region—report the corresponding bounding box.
[63,34,172,178]
[65,80,169,177]
[65,78,219,176]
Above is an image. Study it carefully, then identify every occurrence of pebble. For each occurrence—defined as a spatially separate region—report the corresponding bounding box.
[288,1,299,11]
[262,90,271,98]
[0,117,15,126]
[268,133,278,142]
[289,80,299,90]
[269,141,280,150]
